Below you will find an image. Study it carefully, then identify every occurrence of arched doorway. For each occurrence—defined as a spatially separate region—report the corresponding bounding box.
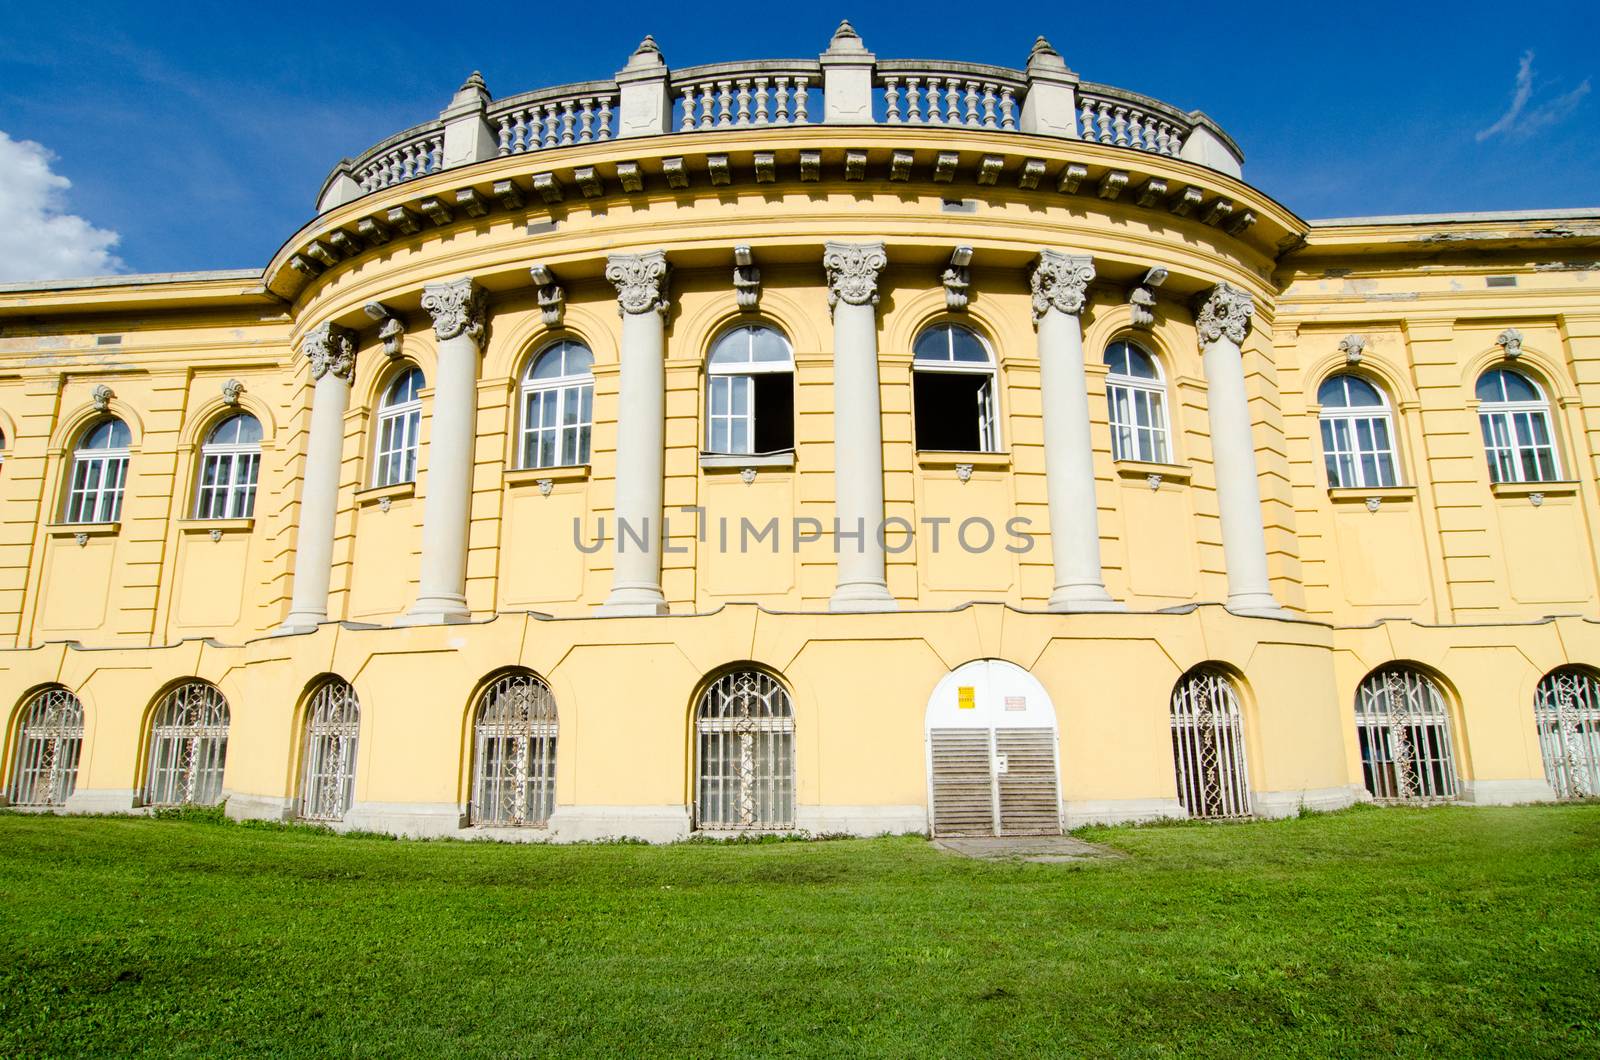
[925,660,1060,837]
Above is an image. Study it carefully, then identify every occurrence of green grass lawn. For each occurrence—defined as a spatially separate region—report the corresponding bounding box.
[1,804,1597,1057]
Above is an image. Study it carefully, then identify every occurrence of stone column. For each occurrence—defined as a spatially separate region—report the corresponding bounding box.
[1195,282,1284,617]
[599,251,671,616]
[824,241,896,612]
[401,278,486,625]
[1031,251,1121,612]
[280,323,356,633]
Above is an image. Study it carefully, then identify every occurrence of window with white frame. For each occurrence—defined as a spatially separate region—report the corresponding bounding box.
[1104,340,1170,464]
[194,413,262,519]
[913,324,999,452]
[1318,374,1399,489]
[65,418,131,523]
[1169,667,1251,819]
[520,340,594,469]
[144,681,230,807]
[1476,368,1560,483]
[8,686,84,808]
[705,325,794,455]
[1354,667,1459,802]
[471,670,558,827]
[695,669,795,831]
[298,678,360,822]
[373,366,423,487]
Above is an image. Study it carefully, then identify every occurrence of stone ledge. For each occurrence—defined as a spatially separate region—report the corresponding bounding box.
[1459,778,1558,805]
[1251,784,1365,819]
[1062,796,1186,829]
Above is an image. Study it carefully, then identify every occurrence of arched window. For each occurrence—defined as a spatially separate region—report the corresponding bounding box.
[1476,368,1559,483]
[298,678,360,822]
[8,686,84,807]
[145,681,230,807]
[470,670,558,827]
[1170,668,1251,819]
[913,324,998,452]
[705,325,794,455]
[65,418,131,523]
[520,340,594,469]
[1354,667,1459,802]
[695,669,795,831]
[373,366,424,487]
[1533,667,1600,799]
[1104,340,1170,464]
[195,412,263,519]
[1318,374,1398,488]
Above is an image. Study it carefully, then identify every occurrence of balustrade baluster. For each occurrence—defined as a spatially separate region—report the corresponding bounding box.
[598,97,613,140]
[945,81,961,124]
[774,78,791,125]
[963,81,980,126]
[1112,106,1128,146]
[403,145,419,181]
[794,77,809,123]
[753,79,770,124]
[1098,102,1113,143]
[717,81,733,127]
[884,77,901,123]
[736,80,751,126]
[1000,87,1016,130]
[699,84,716,129]
[497,115,513,156]
[544,104,560,149]
[560,101,576,145]
[1128,110,1145,150]
[926,78,943,124]
[680,86,697,131]
[981,84,997,129]
[579,98,596,142]
[906,77,922,123]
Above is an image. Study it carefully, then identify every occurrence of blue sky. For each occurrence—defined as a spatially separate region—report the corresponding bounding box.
[0,0,1594,278]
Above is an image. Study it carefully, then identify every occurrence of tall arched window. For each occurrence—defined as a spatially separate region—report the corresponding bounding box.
[705,325,794,455]
[695,669,795,831]
[373,366,424,487]
[1104,340,1170,464]
[913,324,998,452]
[145,681,230,807]
[195,413,263,519]
[298,678,360,822]
[8,686,84,807]
[1354,667,1459,802]
[1318,374,1398,489]
[1533,667,1600,799]
[520,340,594,469]
[471,670,558,827]
[1170,668,1251,819]
[1477,368,1559,483]
[65,418,131,523]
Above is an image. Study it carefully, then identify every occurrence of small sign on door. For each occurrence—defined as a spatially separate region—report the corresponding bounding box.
[1004,696,1026,712]
[995,753,1009,774]
[958,686,976,709]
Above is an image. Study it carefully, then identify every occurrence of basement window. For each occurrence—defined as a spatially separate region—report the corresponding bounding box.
[913,323,999,452]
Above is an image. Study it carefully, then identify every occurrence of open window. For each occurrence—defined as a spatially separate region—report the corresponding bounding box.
[1105,340,1170,464]
[913,324,998,452]
[705,324,794,455]
[373,366,423,487]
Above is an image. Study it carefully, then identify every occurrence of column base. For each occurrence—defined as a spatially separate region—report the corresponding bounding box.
[1459,778,1559,805]
[829,581,898,612]
[274,613,326,636]
[1225,593,1291,619]
[397,593,471,626]
[1047,584,1125,613]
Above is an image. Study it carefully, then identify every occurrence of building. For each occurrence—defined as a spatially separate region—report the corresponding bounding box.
[2,24,1598,839]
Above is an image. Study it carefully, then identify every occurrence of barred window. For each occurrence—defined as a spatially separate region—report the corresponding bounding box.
[705,325,794,456]
[1476,368,1559,483]
[1533,667,1600,799]
[1318,374,1398,489]
[471,670,558,827]
[8,686,84,807]
[373,366,423,487]
[65,418,131,523]
[695,669,795,830]
[1105,340,1170,464]
[195,413,262,519]
[520,341,593,469]
[1354,667,1459,802]
[1170,667,1251,819]
[913,324,999,453]
[298,678,360,822]
[144,681,230,807]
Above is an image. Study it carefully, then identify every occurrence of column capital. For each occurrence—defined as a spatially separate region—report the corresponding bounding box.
[422,278,488,343]
[823,241,887,310]
[1194,282,1255,346]
[1030,250,1095,323]
[605,251,671,316]
[302,322,357,383]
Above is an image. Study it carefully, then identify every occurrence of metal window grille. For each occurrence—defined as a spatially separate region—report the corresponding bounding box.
[144,682,230,807]
[1534,668,1600,799]
[471,671,558,827]
[1354,668,1459,802]
[298,679,360,821]
[1170,669,1252,819]
[8,686,84,807]
[695,670,795,831]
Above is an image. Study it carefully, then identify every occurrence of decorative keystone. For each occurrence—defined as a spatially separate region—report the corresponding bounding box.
[1497,327,1524,359]
[943,246,973,311]
[734,246,760,311]
[364,302,406,358]
[91,384,114,412]
[1339,334,1367,366]
[1129,267,1167,329]
[221,378,244,406]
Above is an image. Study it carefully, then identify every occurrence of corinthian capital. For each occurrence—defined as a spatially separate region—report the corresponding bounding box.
[1195,282,1255,346]
[605,251,670,316]
[1030,250,1095,323]
[302,322,357,382]
[421,278,488,343]
[823,241,887,311]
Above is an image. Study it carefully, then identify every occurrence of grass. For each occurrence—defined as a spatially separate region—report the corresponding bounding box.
[1,803,1597,1057]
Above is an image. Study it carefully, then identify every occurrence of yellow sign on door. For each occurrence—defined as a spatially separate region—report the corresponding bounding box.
[958,686,975,710]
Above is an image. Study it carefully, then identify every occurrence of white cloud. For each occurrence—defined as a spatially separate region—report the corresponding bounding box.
[1477,51,1592,142]
[0,131,124,282]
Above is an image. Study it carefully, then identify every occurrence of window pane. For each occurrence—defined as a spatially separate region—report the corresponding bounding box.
[750,327,790,364]
[949,327,989,363]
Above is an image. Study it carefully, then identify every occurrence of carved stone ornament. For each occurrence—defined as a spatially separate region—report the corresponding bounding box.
[1531,492,1545,507]
[1147,473,1164,491]
[529,265,565,327]
[605,251,671,316]
[1128,266,1168,329]
[955,463,973,483]
[537,478,554,497]
[1194,282,1255,346]
[421,278,488,343]
[74,532,88,547]
[1339,334,1368,366]
[302,322,357,382]
[1497,327,1524,359]
[823,241,888,311]
[943,246,973,312]
[1030,250,1096,324]
[1365,496,1382,512]
[378,496,392,513]
[740,467,758,485]
[734,246,760,311]
[221,378,244,406]
[90,383,114,411]
[209,528,223,542]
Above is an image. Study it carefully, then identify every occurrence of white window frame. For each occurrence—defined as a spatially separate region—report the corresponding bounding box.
[1105,340,1171,464]
[705,325,794,456]
[912,324,1000,453]
[65,419,131,524]
[520,341,594,470]
[1318,374,1400,489]
[194,414,262,519]
[1478,370,1561,484]
[373,367,423,487]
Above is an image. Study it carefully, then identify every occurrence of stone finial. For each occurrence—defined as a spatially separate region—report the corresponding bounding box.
[823,242,888,311]
[827,19,866,51]
[605,251,671,316]
[302,322,357,383]
[421,278,488,343]
[624,35,666,70]
[451,71,490,107]
[221,378,244,406]
[1027,36,1071,73]
[1339,334,1368,366]
[91,384,114,412]
[1194,282,1255,346]
[1030,250,1096,324]
[1497,327,1524,359]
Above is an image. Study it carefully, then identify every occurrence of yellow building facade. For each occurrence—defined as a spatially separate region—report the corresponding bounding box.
[2,26,1598,838]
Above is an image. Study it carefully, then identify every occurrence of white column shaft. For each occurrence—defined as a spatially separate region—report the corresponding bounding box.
[403,330,479,622]
[282,371,351,630]
[1202,335,1280,615]
[829,298,894,610]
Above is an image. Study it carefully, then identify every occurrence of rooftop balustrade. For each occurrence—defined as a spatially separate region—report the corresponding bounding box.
[316,23,1244,213]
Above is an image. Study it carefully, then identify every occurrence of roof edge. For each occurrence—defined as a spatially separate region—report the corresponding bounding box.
[0,268,265,294]
[1308,207,1600,228]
